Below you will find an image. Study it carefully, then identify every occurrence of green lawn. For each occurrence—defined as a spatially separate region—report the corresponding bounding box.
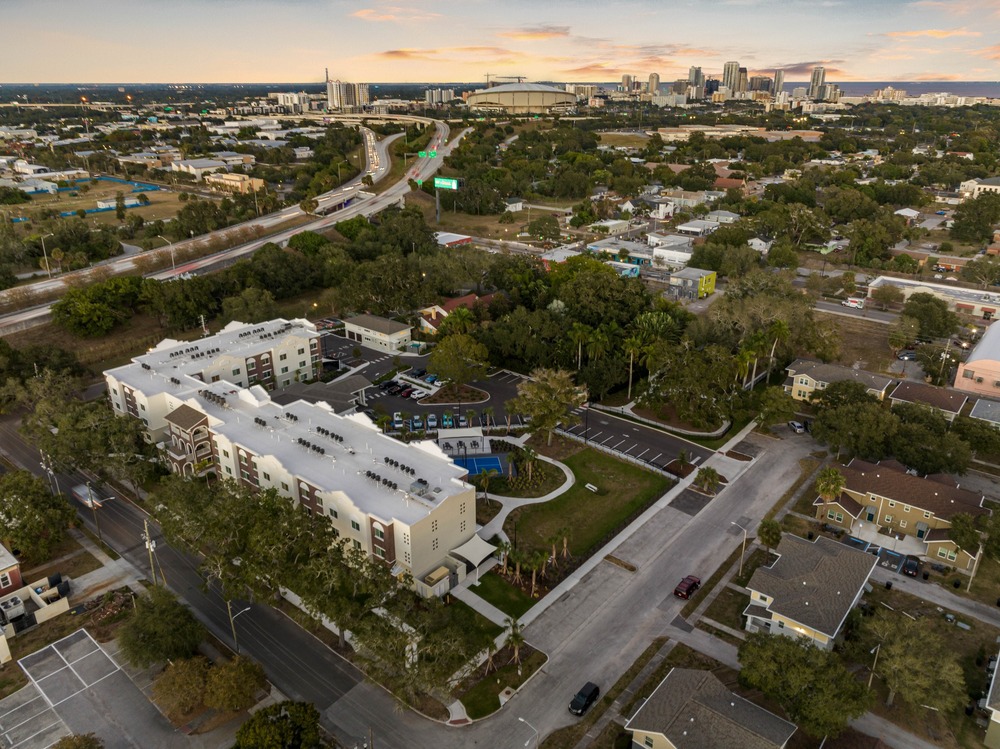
[446,598,504,640]
[457,648,546,719]
[504,449,673,559]
[472,572,536,619]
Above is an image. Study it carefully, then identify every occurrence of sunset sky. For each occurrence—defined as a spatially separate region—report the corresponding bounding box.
[3,0,1000,84]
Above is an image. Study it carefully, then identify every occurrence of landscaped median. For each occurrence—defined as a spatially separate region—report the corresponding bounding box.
[454,645,547,720]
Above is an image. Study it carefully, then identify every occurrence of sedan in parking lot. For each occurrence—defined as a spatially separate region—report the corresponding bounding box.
[411,368,427,378]
[787,421,806,434]
[897,352,917,361]
[426,414,438,429]
[410,389,427,400]
[902,555,920,577]
[398,387,414,398]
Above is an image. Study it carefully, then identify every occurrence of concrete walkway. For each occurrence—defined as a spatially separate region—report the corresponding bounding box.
[477,454,575,544]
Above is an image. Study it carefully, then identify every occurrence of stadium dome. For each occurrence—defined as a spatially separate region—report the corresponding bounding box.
[466,82,577,115]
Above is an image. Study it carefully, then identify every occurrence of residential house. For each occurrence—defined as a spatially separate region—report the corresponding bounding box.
[104,318,480,597]
[589,219,630,235]
[984,657,1000,748]
[894,207,921,225]
[706,209,740,224]
[625,668,797,749]
[587,238,653,266]
[961,177,1000,201]
[504,197,524,213]
[748,237,773,254]
[744,535,877,649]
[343,314,412,353]
[784,359,894,402]
[675,219,720,237]
[955,323,1000,398]
[418,293,494,335]
[970,398,1000,430]
[665,267,716,300]
[0,545,22,599]
[888,381,968,422]
[813,458,988,569]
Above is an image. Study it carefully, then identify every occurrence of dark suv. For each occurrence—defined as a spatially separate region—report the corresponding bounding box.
[673,575,701,599]
[902,556,920,577]
[569,682,600,716]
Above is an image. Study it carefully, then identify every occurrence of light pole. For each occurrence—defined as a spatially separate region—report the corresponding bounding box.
[227,600,252,654]
[518,717,538,748]
[142,517,160,586]
[731,521,748,578]
[39,452,58,495]
[39,232,54,278]
[86,482,103,542]
[156,234,176,272]
[868,643,881,689]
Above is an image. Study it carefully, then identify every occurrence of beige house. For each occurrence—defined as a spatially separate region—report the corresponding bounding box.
[956,323,1000,398]
[888,381,968,423]
[814,458,988,569]
[744,536,876,650]
[784,359,894,402]
[625,668,796,749]
[344,314,412,353]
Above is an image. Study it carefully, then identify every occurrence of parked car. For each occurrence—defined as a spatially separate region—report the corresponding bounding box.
[411,368,427,378]
[902,556,920,577]
[897,352,917,361]
[392,412,403,429]
[458,415,469,427]
[673,575,701,599]
[568,682,600,716]
[387,384,403,395]
[426,414,438,429]
[787,421,806,434]
[410,389,427,400]
[411,415,423,430]
[399,387,414,398]
[442,412,454,428]
[378,380,395,391]
[424,374,438,384]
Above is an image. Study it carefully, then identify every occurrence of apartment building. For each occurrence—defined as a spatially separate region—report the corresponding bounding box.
[104,318,478,596]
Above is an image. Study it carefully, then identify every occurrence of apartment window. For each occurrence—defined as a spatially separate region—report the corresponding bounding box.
[281,482,289,491]
[299,361,306,368]
[298,348,305,355]
[899,520,907,528]
[777,621,785,629]
[262,472,270,481]
[281,366,289,374]
[241,470,250,480]
[232,368,241,376]
[937,548,958,561]
[139,403,146,411]
[963,370,974,379]
[222,449,230,458]
[351,520,361,532]
[262,370,272,378]
[374,528,384,540]
[247,360,256,369]
[432,539,439,551]
[798,376,809,385]
[353,540,361,551]
[924,511,931,519]
[431,520,439,533]
[887,501,896,508]
[328,508,338,519]
[884,515,893,524]
[827,510,844,523]
[903,505,911,513]
[797,390,808,399]
[644,738,654,749]
[332,528,340,538]
[280,353,288,361]
[248,375,257,383]
[0,573,10,589]
[212,375,220,382]
[225,467,232,475]
[374,547,386,559]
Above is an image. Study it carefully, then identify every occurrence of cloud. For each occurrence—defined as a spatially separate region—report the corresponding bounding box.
[351,6,439,22]
[885,27,980,38]
[376,45,516,62]
[912,72,963,80]
[767,60,847,77]
[975,44,1000,60]
[497,25,570,41]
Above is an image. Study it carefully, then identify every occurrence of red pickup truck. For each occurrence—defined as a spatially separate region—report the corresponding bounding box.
[673,575,701,599]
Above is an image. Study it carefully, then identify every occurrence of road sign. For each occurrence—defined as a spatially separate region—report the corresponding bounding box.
[429,150,437,157]
[418,150,427,158]
[433,177,459,190]
[416,179,423,186]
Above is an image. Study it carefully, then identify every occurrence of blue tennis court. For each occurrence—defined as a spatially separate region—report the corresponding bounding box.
[454,456,503,475]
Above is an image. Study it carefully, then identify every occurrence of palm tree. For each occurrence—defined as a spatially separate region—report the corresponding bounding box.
[528,551,546,598]
[466,409,476,427]
[586,327,611,362]
[816,466,846,503]
[757,518,782,561]
[439,306,476,336]
[506,617,525,665]
[569,322,592,371]
[480,468,499,507]
[559,527,571,559]
[623,334,645,401]
[695,466,721,495]
[766,319,791,375]
[546,533,561,571]
[496,539,511,575]
[510,548,524,585]
[734,347,754,388]
[676,449,691,473]
[520,446,538,483]
[482,406,495,429]
[484,641,498,674]
[375,414,391,433]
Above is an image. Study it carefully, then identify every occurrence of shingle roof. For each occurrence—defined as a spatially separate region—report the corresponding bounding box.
[786,358,894,395]
[744,536,876,638]
[344,314,411,336]
[164,404,208,432]
[626,669,796,749]
[889,381,967,414]
[843,458,987,520]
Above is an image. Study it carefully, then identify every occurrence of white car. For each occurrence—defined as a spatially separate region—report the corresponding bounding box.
[409,389,427,399]
[787,421,806,434]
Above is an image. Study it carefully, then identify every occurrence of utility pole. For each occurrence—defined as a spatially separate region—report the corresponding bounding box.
[143,518,158,585]
[435,188,440,224]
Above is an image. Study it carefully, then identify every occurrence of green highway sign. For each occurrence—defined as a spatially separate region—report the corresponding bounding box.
[416,179,423,186]
[433,177,459,190]
[429,150,437,157]
[418,150,427,158]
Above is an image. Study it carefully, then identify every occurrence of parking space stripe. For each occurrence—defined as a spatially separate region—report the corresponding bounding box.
[611,439,626,450]
[589,431,602,441]
[601,436,614,445]
[623,443,638,453]
[636,448,649,459]
[10,716,65,749]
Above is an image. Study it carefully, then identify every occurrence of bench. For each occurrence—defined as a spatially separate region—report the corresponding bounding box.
[585,483,599,493]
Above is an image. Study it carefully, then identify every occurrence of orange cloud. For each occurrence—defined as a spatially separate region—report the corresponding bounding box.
[913,72,963,80]
[497,25,570,41]
[976,44,1000,60]
[376,45,517,62]
[885,27,980,38]
[352,7,440,23]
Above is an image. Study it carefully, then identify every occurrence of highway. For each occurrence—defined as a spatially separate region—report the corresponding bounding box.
[0,117,461,333]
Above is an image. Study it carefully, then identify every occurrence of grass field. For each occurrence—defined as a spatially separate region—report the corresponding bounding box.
[817,312,893,373]
[503,448,672,559]
[15,179,206,227]
[456,647,546,719]
[472,572,536,619]
[595,132,650,148]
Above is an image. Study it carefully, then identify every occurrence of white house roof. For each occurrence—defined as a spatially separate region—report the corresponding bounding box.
[966,323,1000,366]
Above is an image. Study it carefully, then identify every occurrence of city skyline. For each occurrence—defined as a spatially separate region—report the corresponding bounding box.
[3,0,1000,84]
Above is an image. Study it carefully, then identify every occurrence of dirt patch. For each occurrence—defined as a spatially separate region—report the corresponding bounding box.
[633,403,723,433]
[665,459,696,478]
[725,450,753,462]
[605,555,637,572]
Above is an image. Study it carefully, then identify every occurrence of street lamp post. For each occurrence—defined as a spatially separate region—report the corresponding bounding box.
[731,521,749,578]
[227,600,252,654]
[868,643,881,689]
[156,234,175,272]
[86,482,103,542]
[39,232,54,278]
[39,452,59,495]
[518,717,539,748]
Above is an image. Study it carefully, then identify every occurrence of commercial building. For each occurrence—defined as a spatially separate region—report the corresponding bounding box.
[744,536,876,650]
[665,267,716,300]
[956,323,1000,397]
[343,314,412,353]
[171,158,227,180]
[625,669,797,749]
[466,83,576,115]
[867,276,1000,320]
[204,172,266,195]
[104,318,479,596]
